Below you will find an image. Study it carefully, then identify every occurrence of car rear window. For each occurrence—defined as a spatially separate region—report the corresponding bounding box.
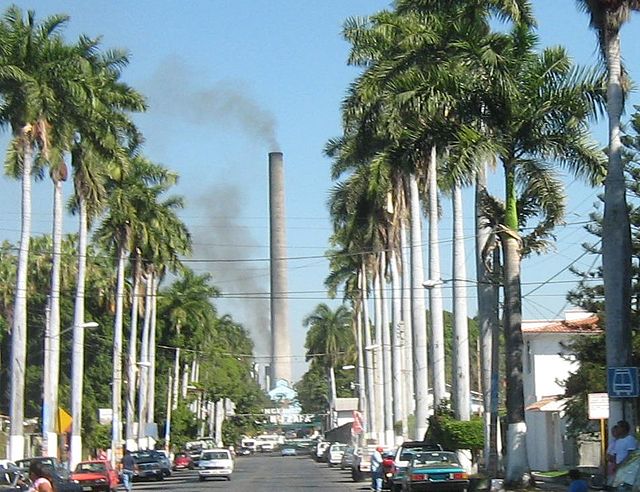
[201,451,230,460]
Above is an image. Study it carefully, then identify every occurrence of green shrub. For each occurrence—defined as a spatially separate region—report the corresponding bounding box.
[426,414,484,450]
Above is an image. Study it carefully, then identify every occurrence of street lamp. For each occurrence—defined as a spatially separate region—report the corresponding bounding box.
[422,278,445,289]
[70,321,99,469]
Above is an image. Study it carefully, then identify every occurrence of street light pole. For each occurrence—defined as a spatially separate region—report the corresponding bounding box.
[70,321,99,469]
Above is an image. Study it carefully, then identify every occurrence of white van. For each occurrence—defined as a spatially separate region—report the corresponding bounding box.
[198,448,234,481]
[241,437,257,452]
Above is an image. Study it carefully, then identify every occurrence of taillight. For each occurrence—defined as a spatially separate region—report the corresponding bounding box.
[412,474,426,481]
[452,472,468,480]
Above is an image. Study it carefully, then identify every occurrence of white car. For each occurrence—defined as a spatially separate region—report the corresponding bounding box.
[198,449,234,481]
[327,443,347,467]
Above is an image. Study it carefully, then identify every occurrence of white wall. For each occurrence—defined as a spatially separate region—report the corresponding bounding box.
[523,333,579,405]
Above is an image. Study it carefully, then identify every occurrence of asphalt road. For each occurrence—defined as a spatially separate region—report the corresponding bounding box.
[130,453,372,491]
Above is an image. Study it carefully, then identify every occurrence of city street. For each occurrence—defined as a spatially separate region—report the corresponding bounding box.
[131,454,369,491]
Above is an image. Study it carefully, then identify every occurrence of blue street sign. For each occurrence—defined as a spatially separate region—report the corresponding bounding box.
[607,367,640,398]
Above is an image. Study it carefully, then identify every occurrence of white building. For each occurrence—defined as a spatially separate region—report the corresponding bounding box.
[522,308,601,471]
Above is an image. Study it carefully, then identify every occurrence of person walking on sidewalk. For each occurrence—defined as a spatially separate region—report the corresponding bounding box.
[121,449,137,492]
[370,446,384,492]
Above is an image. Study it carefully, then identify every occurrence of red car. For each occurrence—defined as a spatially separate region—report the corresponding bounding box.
[172,452,194,470]
[71,460,119,492]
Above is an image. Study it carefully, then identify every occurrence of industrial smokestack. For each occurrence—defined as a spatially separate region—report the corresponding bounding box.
[269,152,292,387]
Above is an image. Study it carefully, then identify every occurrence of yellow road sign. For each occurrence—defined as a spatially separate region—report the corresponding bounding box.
[57,408,72,433]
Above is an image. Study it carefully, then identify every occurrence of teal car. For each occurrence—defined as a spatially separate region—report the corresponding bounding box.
[401,451,468,492]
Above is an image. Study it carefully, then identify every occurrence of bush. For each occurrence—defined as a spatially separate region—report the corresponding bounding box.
[426,414,484,451]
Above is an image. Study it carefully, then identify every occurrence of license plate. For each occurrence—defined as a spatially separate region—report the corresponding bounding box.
[82,487,92,491]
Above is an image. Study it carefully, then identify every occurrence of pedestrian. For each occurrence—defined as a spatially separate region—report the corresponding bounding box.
[567,469,588,492]
[27,462,53,492]
[370,446,384,492]
[97,448,108,461]
[612,420,638,470]
[607,424,620,477]
[121,449,136,492]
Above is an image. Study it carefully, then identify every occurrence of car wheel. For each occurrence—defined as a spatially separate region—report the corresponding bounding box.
[227,476,231,481]
[199,476,205,482]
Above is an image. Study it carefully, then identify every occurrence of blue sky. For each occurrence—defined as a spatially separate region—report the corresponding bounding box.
[3,1,640,380]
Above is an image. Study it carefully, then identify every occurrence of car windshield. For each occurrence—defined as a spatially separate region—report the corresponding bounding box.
[201,452,229,460]
[76,463,106,472]
[413,452,459,466]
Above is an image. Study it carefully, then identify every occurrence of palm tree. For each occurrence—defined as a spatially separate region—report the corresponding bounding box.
[96,156,176,455]
[475,162,501,474]
[303,303,354,425]
[159,270,218,411]
[480,28,605,484]
[68,38,145,466]
[576,0,640,429]
[0,6,82,460]
[138,193,191,438]
[426,147,447,412]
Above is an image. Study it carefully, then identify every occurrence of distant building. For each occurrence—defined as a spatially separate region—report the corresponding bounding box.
[267,379,301,414]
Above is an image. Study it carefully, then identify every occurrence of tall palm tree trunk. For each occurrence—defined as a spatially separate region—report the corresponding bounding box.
[43,177,63,458]
[361,264,376,440]
[372,265,385,443]
[10,137,33,461]
[70,196,88,468]
[475,164,500,473]
[409,173,429,440]
[355,302,367,416]
[138,273,153,445]
[502,164,529,485]
[390,249,404,444]
[172,324,181,411]
[126,258,141,441]
[603,24,633,428]
[328,365,338,427]
[400,221,413,435]
[428,147,446,410]
[379,252,394,445]
[147,273,158,424]
[111,244,127,464]
[452,183,471,420]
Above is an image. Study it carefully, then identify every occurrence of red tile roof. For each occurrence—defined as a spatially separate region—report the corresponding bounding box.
[522,315,601,334]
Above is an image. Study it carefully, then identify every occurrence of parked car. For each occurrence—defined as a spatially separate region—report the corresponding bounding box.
[132,451,170,478]
[172,452,194,470]
[130,454,163,482]
[391,441,443,492]
[236,447,252,456]
[0,468,26,492]
[401,451,468,492]
[151,451,171,477]
[314,441,330,462]
[281,447,297,457]
[71,460,119,492]
[187,446,203,467]
[340,446,357,470]
[258,442,275,453]
[327,443,347,467]
[198,449,234,482]
[14,458,81,492]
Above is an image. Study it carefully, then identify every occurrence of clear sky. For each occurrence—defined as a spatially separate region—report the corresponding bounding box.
[3,1,640,381]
